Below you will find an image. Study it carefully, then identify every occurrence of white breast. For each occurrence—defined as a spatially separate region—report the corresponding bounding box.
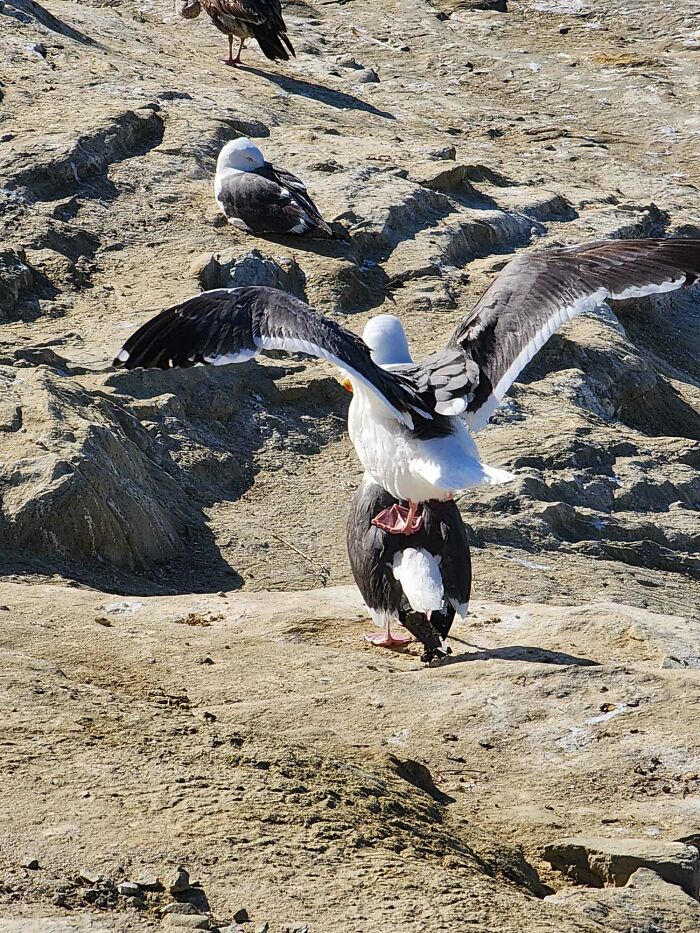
[347,385,510,501]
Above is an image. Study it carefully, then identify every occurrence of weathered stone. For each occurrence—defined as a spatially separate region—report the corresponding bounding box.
[163,915,210,930]
[117,881,140,897]
[162,902,199,915]
[134,872,161,890]
[542,836,700,897]
[0,249,33,316]
[232,908,249,924]
[126,895,146,908]
[78,868,101,885]
[546,867,700,932]
[168,866,190,895]
[22,858,39,870]
[0,367,203,571]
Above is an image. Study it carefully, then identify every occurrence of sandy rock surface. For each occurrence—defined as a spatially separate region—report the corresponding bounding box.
[0,0,699,928]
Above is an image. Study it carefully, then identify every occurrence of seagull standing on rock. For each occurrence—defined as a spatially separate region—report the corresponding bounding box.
[214,138,335,239]
[115,238,700,535]
[179,0,294,67]
[347,475,471,656]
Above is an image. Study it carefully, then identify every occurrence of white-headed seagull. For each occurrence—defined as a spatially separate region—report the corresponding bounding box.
[114,238,700,533]
[180,0,294,67]
[214,138,334,239]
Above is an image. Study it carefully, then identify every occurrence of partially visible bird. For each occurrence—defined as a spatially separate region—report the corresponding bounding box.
[180,0,295,67]
[347,475,471,661]
[214,137,335,239]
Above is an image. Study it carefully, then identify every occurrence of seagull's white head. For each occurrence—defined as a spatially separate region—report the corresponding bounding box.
[217,137,266,174]
[340,314,412,394]
[362,314,413,366]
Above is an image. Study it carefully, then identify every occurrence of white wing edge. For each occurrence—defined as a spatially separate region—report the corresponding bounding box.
[465,276,686,432]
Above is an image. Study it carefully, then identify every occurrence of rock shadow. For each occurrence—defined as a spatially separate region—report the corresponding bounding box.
[6,0,98,46]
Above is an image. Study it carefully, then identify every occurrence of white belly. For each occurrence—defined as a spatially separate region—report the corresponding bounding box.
[347,385,514,501]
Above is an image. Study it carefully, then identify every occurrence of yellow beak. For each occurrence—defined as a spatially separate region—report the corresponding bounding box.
[341,377,353,393]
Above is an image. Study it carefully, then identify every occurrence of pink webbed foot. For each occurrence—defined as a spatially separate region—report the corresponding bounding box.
[364,630,413,648]
[371,502,423,536]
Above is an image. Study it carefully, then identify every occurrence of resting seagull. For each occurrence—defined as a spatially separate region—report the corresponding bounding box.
[348,475,471,657]
[180,0,294,67]
[114,238,700,532]
[215,138,334,239]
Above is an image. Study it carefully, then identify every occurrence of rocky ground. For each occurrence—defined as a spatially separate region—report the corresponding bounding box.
[0,0,699,928]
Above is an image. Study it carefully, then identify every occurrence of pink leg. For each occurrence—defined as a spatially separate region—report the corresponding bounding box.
[372,500,424,535]
[364,618,412,649]
[220,36,244,66]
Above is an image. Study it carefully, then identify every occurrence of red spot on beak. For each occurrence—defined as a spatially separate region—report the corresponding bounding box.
[341,377,353,393]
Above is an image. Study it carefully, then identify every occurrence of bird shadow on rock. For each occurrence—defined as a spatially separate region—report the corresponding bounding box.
[445,643,599,667]
[238,66,396,120]
[253,228,357,259]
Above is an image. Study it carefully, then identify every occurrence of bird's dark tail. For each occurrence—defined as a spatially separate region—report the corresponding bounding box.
[254,28,295,61]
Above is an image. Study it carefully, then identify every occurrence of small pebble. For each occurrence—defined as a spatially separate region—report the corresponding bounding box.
[354,68,380,83]
[135,872,161,890]
[233,908,250,923]
[23,858,39,870]
[126,896,146,909]
[256,925,270,933]
[51,894,66,907]
[163,902,199,916]
[168,865,190,895]
[163,915,210,930]
[79,868,101,885]
[117,881,140,897]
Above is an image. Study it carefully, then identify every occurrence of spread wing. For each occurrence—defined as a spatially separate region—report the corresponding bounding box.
[113,287,436,431]
[415,238,700,428]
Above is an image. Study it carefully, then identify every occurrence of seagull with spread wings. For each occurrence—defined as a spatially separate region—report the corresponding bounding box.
[115,238,700,534]
[180,0,294,67]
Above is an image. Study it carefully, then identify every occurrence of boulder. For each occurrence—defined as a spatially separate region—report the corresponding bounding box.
[546,867,700,933]
[542,836,700,898]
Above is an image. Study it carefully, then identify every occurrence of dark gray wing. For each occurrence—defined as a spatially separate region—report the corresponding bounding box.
[256,162,333,237]
[347,479,403,616]
[416,238,700,428]
[114,287,433,429]
[216,172,329,238]
[426,499,471,619]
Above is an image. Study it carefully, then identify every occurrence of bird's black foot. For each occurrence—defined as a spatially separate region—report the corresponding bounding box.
[399,608,450,664]
[423,645,452,665]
